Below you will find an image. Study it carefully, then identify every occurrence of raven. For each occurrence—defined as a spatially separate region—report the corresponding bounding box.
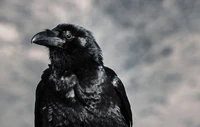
[31,24,132,127]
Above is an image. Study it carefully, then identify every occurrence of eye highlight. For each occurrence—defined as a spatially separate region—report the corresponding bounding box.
[63,31,74,41]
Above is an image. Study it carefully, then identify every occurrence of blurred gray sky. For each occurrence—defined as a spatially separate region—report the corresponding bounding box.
[0,0,200,127]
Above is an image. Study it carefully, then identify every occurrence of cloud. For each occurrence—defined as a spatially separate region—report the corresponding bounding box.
[0,23,20,42]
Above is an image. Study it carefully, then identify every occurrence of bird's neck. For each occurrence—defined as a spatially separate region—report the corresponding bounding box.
[74,64,106,85]
[49,49,103,75]
[50,58,102,76]
[50,62,104,83]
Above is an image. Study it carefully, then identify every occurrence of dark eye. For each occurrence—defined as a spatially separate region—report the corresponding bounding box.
[64,31,74,41]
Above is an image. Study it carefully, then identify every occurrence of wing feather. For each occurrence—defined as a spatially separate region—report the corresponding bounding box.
[35,68,51,127]
[104,67,132,127]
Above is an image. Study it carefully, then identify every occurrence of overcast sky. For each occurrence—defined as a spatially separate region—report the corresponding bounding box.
[0,0,200,127]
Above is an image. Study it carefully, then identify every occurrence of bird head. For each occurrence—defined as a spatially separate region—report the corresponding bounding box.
[31,24,103,71]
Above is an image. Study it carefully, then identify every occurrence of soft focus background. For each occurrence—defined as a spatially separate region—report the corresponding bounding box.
[0,0,200,127]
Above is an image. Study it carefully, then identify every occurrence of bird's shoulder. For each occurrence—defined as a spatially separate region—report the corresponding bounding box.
[104,66,120,86]
[41,66,52,81]
[104,66,133,127]
[35,67,52,98]
[35,67,52,127]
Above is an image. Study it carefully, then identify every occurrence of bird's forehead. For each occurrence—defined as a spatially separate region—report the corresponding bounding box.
[52,24,74,31]
[52,24,92,37]
[53,24,83,32]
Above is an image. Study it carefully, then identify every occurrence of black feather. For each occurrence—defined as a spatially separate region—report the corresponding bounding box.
[33,24,132,127]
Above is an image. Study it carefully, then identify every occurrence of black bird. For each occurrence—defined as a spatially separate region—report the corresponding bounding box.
[31,24,132,127]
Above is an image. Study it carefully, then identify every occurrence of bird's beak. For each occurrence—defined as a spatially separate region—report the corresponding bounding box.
[31,29,65,48]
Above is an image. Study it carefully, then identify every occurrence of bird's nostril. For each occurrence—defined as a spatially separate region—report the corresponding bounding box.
[44,29,58,37]
[52,30,59,36]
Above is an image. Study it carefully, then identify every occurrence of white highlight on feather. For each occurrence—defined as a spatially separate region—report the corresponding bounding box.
[98,66,105,82]
[112,76,118,87]
[61,76,64,81]
[65,90,75,98]
[79,37,87,46]
[108,104,121,117]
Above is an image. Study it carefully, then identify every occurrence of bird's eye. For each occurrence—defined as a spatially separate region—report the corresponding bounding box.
[64,31,74,41]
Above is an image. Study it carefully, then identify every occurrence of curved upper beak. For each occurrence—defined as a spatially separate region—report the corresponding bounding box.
[31,29,65,48]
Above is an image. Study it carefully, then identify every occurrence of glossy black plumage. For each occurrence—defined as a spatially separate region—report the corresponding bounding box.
[32,24,132,127]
